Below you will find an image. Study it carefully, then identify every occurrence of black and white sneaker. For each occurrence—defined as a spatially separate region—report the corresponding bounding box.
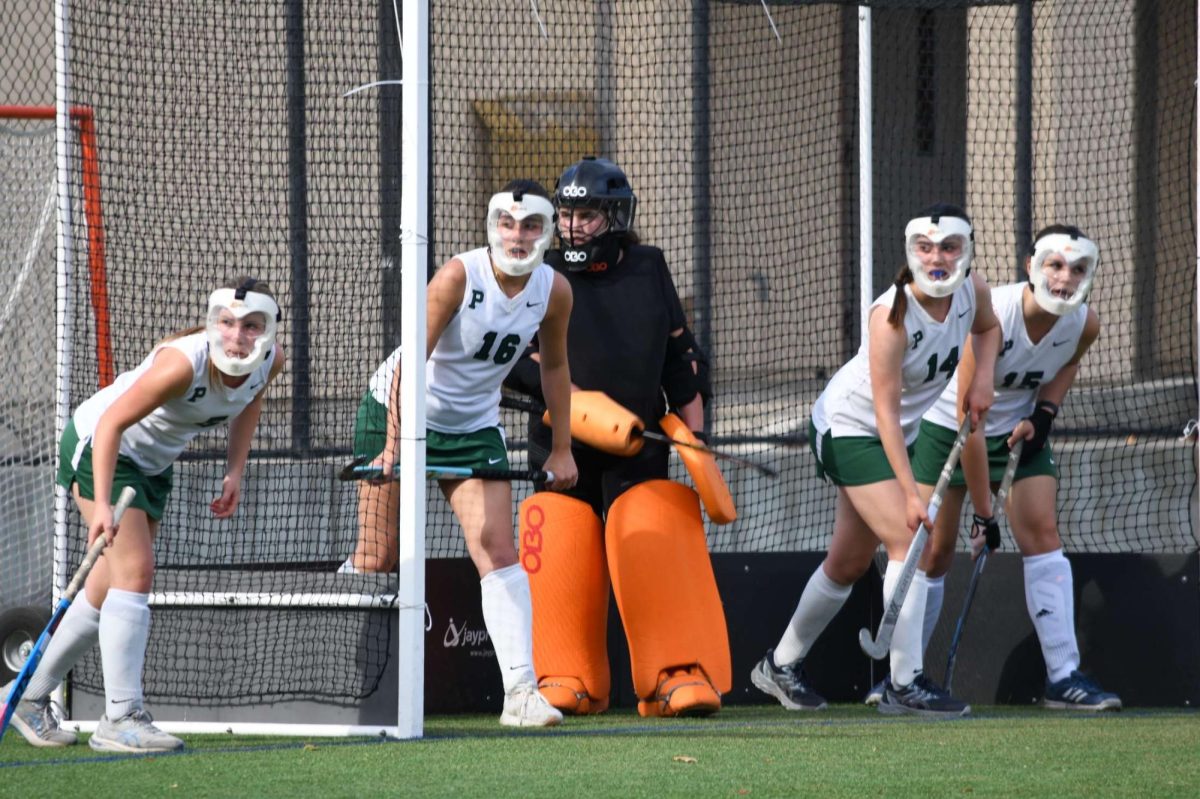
[863,675,888,707]
[1044,671,1122,711]
[878,673,970,718]
[750,649,827,711]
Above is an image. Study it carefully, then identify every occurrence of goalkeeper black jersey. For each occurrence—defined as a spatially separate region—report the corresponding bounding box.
[507,242,688,439]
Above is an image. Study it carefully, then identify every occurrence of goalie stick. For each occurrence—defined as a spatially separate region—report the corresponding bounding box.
[498,394,777,477]
[942,439,1023,692]
[858,416,971,660]
[1,486,137,741]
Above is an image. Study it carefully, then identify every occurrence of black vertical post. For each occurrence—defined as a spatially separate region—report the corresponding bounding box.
[1014,0,1033,280]
[1133,1,1159,379]
[286,0,311,453]
[595,3,613,154]
[692,0,713,433]
[379,0,404,357]
[840,4,859,365]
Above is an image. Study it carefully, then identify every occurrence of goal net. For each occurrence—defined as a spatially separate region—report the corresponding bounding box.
[0,113,57,618]
[1,0,1193,731]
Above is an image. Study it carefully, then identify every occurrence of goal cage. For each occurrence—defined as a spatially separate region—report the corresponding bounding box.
[0,0,1194,738]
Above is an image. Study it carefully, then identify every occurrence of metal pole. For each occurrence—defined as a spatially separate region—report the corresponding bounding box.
[397,0,429,742]
[858,6,873,346]
[51,0,75,716]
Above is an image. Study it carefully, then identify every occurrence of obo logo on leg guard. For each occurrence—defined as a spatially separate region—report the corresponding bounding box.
[521,503,545,573]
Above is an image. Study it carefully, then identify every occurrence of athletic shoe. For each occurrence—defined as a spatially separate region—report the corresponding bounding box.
[3,682,77,747]
[88,709,184,752]
[878,673,970,718]
[749,649,827,710]
[1044,671,1122,711]
[863,675,888,707]
[500,682,564,728]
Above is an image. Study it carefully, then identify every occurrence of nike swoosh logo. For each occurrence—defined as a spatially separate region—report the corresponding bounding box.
[957,309,971,318]
[488,457,503,465]
[526,301,542,307]
[1052,340,1071,347]
[248,382,264,391]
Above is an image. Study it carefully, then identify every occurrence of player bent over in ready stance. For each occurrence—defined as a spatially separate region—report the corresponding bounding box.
[863,224,1120,711]
[752,204,999,718]
[5,278,284,751]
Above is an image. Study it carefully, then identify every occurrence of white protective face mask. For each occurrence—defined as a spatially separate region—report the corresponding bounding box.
[1028,233,1099,316]
[205,286,280,376]
[904,215,974,298]
[486,192,555,277]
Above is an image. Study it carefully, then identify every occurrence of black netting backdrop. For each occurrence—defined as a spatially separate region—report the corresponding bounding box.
[0,1,1193,705]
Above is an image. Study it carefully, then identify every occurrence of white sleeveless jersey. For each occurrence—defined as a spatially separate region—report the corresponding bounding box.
[70,332,277,476]
[369,247,553,433]
[812,278,976,445]
[925,282,1087,435]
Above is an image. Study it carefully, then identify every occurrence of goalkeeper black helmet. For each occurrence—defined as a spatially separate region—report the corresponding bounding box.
[554,157,637,272]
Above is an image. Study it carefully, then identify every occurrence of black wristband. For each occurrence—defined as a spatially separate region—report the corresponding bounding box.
[1022,401,1058,462]
[971,513,1001,550]
[1035,399,1060,418]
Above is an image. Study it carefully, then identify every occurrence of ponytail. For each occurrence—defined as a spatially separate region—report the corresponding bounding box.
[886,265,914,328]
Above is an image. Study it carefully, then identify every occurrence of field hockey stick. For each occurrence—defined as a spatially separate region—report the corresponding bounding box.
[499,394,777,477]
[1,486,136,741]
[943,439,1023,692]
[858,416,971,660]
[338,457,553,483]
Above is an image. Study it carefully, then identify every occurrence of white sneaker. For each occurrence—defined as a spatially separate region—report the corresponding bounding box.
[500,683,563,728]
[88,708,184,752]
[3,681,78,747]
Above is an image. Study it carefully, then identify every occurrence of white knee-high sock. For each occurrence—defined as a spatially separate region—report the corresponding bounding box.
[98,589,151,720]
[885,562,928,687]
[922,575,946,657]
[23,593,102,701]
[774,565,853,666]
[480,564,536,693]
[1023,549,1080,683]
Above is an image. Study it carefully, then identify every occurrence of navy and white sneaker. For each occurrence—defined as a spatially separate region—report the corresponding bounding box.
[878,673,970,718]
[863,675,888,707]
[1044,671,1122,711]
[750,649,827,710]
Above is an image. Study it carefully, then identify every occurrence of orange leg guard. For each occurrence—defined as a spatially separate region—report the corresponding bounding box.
[519,492,610,714]
[605,480,732,717]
